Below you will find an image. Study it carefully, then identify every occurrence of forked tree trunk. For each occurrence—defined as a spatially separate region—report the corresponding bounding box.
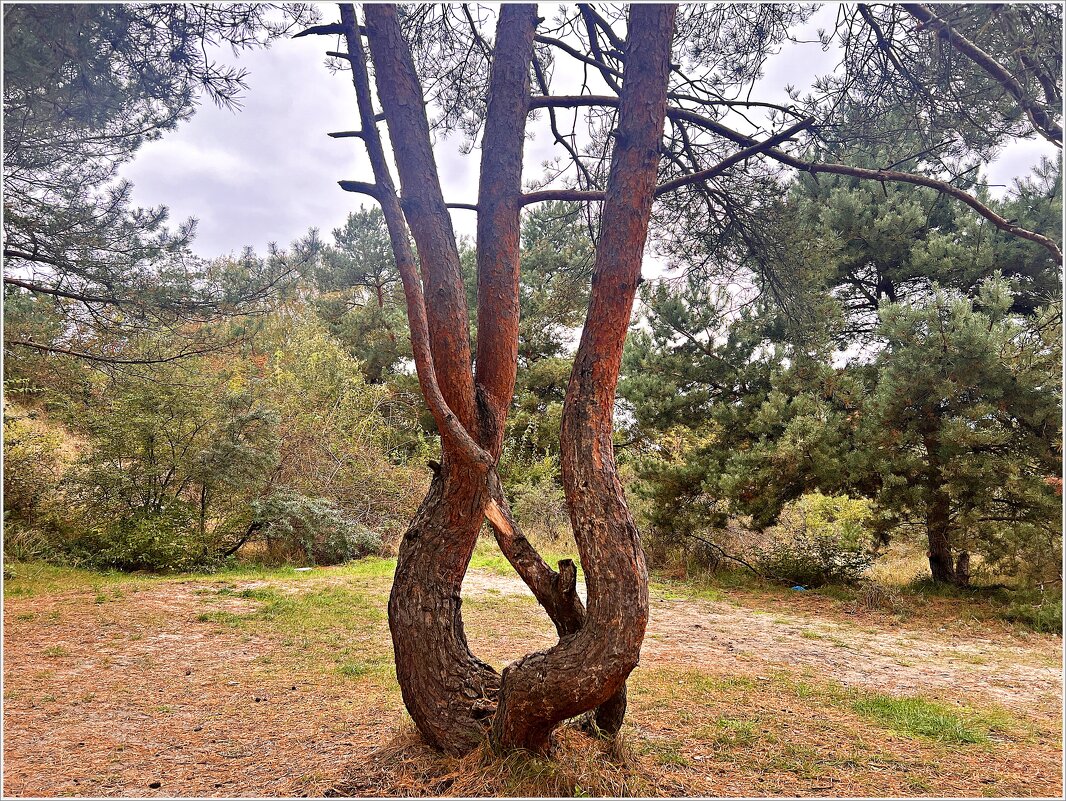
[331,1,676,755]
[491,4,677,754]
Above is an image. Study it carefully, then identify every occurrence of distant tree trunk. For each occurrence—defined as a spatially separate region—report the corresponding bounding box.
[955,550,971,586]
[923,428,964,585]
[491,3,676,754]
[926,488,956,583]
[199,484,208,538]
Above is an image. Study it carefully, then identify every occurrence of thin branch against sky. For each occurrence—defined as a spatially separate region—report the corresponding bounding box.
[119,3,1060,263]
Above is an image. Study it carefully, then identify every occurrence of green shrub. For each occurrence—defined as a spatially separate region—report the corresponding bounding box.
[73,505,213,572]
[3,522,61,563]
[2,406,64,530]
[754,492,876,587]
[510,477,570,543]
[250,491,385,565]
[313,522,384,565]
[1002,594,1062,634]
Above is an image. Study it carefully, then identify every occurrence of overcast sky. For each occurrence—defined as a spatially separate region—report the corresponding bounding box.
[120,3,1059,261]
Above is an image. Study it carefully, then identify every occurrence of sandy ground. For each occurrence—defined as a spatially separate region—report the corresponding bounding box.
[463,571,1063,716]
[3,568,1062,797]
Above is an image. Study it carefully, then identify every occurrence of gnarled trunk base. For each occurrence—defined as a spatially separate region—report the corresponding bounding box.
[485,469,630,736]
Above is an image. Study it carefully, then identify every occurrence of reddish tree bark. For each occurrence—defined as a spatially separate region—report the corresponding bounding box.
[344,4,497,754]
[469,3,630,733]
[474,4,538,457]
[327,1,676,756]
[308,0,1059,757]
[490,2,677,754]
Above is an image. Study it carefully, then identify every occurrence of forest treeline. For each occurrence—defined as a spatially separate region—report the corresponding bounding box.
[3,3,1061,629]
[6,183,1062,595]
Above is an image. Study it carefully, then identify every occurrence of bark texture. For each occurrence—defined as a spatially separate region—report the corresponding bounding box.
[364,4,479,436]
[485,470,629,734]
[388,457,500,754]
[335,1,675,755]
[490,3,677,755]
[474,4,538,456]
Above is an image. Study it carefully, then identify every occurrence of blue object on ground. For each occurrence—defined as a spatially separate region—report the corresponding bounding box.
[790,585,807,591]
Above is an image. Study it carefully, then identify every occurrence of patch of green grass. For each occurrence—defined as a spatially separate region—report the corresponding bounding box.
[182,556,397,585]
[703,716,758,746]
[43,645,69,658]
[338,661,371,678]
[337,557,397,579]
[3,561,148,597]
[253,585,386,629]
[904,774,933,793]
[800,629,823,639]
[850,693,1001,744]
[642,740,689,766]
[335,657,393,680]
[788,679,817,699]
[686,566,768,592]
[196,611,244,626]
[815,584,859,603]
[880,577,1063,634]
[651,578,724,603]
[237,587,281,601]
[1002,596,1062,634]
[693,673,756,692]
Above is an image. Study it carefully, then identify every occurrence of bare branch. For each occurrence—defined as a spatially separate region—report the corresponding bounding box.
[293,23,347,39]
[653,116,815,196]
[529,95,1063,263]
[337,179,380,198]
[6,339,227,365]
[902,3,1062,146]
[521,189,605,206]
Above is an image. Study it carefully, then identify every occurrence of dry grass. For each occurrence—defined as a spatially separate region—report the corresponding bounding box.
[330,722,661,798]
[3,558,1062,798]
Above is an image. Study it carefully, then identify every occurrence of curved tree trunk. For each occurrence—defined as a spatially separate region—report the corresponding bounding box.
[388,457,499,754]
[331,0,675,755]
[491,4,677,754]
[356,5,500,754]
[485,470,629,735]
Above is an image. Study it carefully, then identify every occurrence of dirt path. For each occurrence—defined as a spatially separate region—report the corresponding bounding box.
[3,568,1061,797]
[464,571,1062,716]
